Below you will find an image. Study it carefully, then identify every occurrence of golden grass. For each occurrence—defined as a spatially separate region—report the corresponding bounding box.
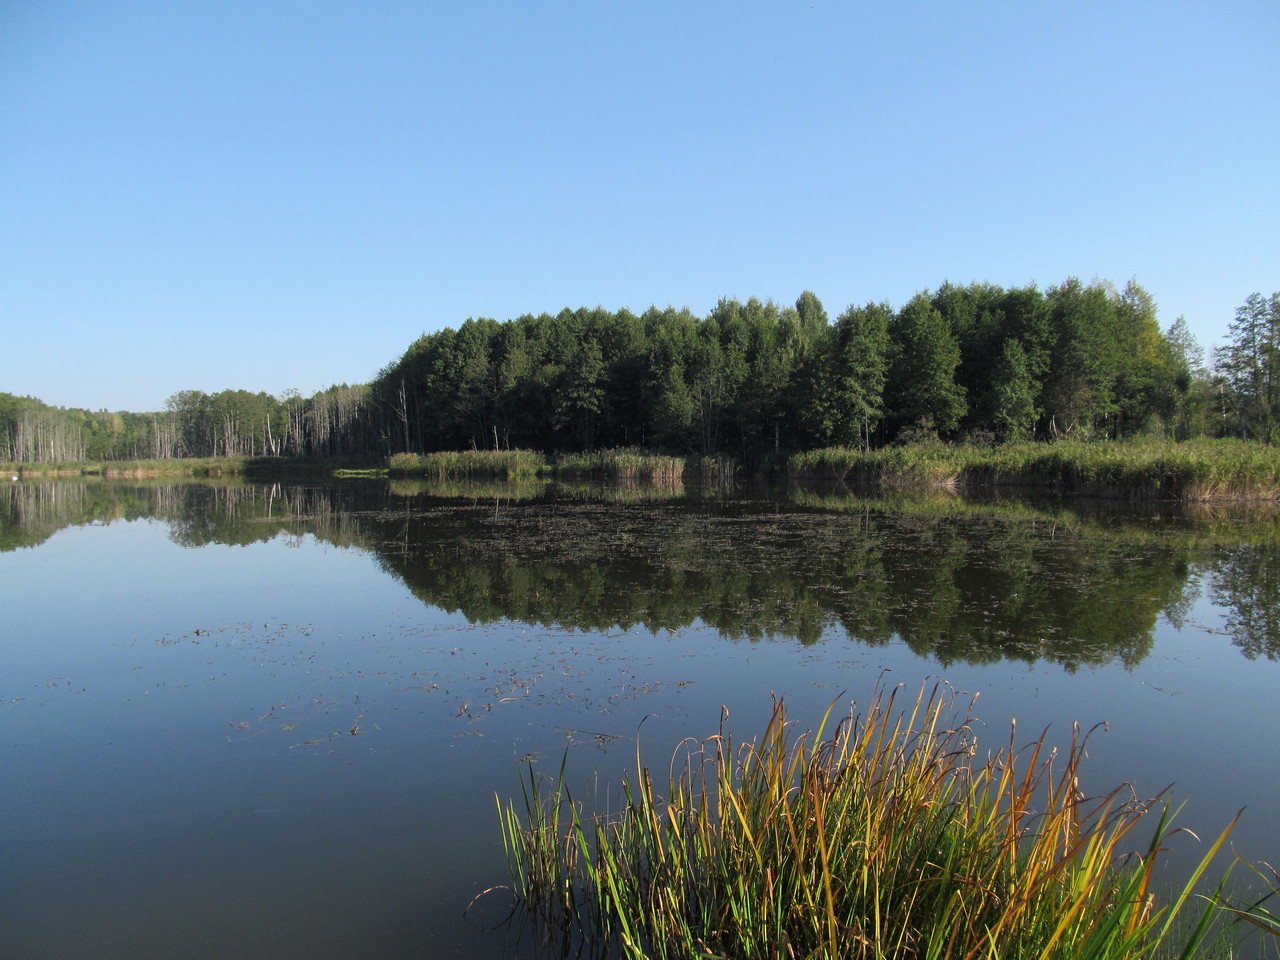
[790,439,1280,501]
[497,682,1241,959]
[387,449,548,479]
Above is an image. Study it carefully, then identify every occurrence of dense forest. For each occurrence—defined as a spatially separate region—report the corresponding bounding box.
[5,281,1278,466]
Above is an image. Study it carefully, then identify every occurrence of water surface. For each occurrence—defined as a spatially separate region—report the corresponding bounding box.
[3,479,1279,957]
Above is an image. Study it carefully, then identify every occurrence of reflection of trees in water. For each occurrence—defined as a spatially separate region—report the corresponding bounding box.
[5,479,1280,668]
[0,479,379,552]
[365,497,1192,671]
[0,480,157,550]
[1209,544,1280,660]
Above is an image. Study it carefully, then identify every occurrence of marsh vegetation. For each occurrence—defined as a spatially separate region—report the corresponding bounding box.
[499,684,1249,960]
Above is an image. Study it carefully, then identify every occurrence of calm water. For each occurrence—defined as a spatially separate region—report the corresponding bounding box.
[3,478,1279,958]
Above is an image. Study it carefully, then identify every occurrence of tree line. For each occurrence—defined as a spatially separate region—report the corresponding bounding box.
[0,383,373,463]
[366,278,1211,461]
[5,281,1278,464]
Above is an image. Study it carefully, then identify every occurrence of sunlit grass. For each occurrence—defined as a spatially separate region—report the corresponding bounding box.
[790,439,1280,500]
[497,682,1242,960]
[555,448,688,481]
[387,449,548,479]
[554,448,738,486]
[1,456,252,477]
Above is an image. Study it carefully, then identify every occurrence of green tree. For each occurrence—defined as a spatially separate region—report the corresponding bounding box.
[1112,280,1180,436]
[555,339,605,450]
[1164,316,1210,439]
[931,281,1005,433]
[794,289,829,333]
[887,293,967,438]
[991,340,1037,442]
[1216,291,1280,442]
[1042,279,1124,437]
[806,302,890,448]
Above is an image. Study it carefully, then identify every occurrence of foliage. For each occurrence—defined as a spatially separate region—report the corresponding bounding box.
[991,340,1038,442]
[8,281,1277,465]
[498,683,1238,960]
[805,302,891,449]
[1215,291,1280,442]
[887,293,968,438]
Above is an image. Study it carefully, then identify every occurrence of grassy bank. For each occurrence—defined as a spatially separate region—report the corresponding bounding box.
[498,683,1246,960]
[790,439,1280,500]
[2,456,384,479]
[3,456,253,478]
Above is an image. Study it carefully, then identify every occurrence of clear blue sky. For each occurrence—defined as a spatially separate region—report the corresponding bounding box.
[3,0,1277,412]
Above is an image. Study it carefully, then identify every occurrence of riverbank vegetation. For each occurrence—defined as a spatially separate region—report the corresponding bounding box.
[497,683,1248,960]
[791,438,1280,500]
[555,447,686,481]
[7,283,1280,495]
[2,456,253,478]
[384,448,740,484]
[387,449,545,480]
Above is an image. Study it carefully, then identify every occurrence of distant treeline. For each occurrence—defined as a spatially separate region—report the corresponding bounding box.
[0,384,371,463]
[6,281,1278,465]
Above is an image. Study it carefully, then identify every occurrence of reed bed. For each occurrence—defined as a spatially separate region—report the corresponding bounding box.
[387,449,547,480]
[2,456,251,478]
[556,448,687,481]
[790,445,966,485]
[554,449,737,485]
[497,682,1240,960]
[789,439,1280,500]
[986,440,1280,501]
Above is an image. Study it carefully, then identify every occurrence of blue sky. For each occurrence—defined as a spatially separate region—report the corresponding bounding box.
[3,0,1277,412]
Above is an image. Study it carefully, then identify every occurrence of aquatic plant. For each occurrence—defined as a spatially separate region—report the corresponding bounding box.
[555,448,687,481]
[553,448,740,485]
[386,449,548,479]
[498,682,1239,960]
[789,439,1280,501]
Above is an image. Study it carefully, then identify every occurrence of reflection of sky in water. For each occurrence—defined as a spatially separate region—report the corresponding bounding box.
[2,511,1279,959]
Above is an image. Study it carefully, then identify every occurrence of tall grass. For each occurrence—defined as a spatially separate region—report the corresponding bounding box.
[387,449,547,479]
[790,439,1280,500]
[555,448,687,481]
[2,456,251,478]
[790,444,965,485]
[554,448,738,485]
[498,682,1240,960]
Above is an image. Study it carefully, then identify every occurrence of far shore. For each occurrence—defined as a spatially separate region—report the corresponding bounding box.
[7,438,1280,501]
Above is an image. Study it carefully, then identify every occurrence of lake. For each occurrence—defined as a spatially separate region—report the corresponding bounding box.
[3,477,1279,958]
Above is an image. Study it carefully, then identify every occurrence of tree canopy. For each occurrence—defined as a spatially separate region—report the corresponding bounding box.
[8,279,1273,465]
